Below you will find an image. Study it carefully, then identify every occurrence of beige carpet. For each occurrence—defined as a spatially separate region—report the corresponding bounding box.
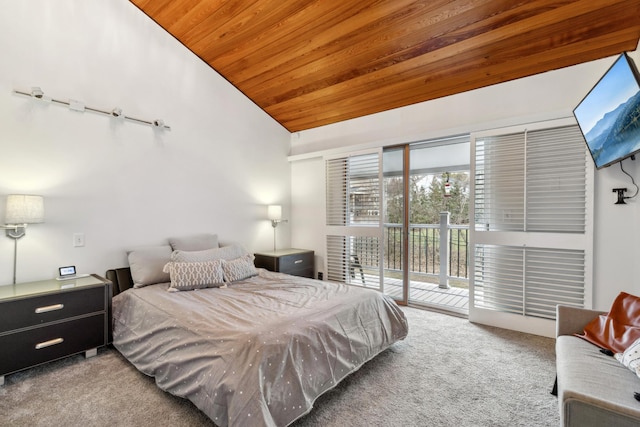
[0,307,559,426]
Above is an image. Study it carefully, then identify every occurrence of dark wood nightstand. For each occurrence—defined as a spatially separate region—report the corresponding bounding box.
[254,249,315,278]
[0,274,111,385]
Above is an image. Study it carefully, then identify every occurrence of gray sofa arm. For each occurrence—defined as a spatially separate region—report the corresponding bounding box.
[556,305,605,338]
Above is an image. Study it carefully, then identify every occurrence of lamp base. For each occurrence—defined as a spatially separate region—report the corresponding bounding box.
[6,226,26,239]
[270,219,288,252]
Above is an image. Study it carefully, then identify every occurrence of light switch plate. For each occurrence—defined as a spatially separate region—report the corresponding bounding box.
[73,233,85,247]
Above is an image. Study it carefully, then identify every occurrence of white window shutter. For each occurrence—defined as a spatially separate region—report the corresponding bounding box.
[474,245,586,319]
[325,151,383,288]
[475,132,525,231]
[525,126,587,233]
[470,121,593,336]
[326,157,348,227]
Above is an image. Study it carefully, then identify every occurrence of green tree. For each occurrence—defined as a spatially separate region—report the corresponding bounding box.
[385,172,469,225]
[384,176,404,224]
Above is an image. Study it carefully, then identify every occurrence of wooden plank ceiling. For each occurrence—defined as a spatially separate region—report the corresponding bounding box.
[131,0,640,132]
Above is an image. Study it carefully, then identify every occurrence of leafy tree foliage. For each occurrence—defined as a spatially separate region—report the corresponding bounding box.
[385,172,469,225]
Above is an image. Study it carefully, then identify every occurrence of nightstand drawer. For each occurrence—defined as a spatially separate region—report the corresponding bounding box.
[279,251,314,273]
[0,287,105,333]
[0,314,105,376]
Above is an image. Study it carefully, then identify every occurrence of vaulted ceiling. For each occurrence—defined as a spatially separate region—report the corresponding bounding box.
[131,0,640,132]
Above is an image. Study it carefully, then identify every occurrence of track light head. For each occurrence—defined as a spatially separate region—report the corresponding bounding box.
[30,87,44,98]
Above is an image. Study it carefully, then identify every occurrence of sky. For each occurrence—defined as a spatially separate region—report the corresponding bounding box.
[574,54,640,134]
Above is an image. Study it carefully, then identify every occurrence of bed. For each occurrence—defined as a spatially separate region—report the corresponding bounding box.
[108,238,408,427]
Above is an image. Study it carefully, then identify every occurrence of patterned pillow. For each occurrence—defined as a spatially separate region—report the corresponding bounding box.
[162,260,225,292]
[615,337,640,378]
[171,244,250,262]
[222,255,257,282]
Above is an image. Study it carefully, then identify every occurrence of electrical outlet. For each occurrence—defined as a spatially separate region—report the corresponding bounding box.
[73,233,85,247]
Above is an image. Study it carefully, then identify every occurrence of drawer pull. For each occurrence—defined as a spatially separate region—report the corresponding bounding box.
[35,338,64,349]
[294,259,303,264]
[35,304,64,314]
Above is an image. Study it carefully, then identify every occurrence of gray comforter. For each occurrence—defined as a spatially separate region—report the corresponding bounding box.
[112,269,408,427]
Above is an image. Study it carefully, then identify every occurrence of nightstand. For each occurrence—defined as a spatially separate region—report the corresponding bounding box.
[254,249,315,278]
[0,274,111,386]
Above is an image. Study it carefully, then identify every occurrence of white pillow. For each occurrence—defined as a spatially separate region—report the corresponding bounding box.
[127,245,172,288]
[171,244,250,262]
[614,337,640,378]
[222,255,258,282]
[162,260,225,292]
[168,233,219,251]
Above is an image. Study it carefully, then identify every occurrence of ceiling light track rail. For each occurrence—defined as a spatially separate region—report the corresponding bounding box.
[13,87,171,130]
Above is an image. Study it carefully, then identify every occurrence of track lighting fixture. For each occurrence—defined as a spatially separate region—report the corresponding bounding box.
[13,87,171,130]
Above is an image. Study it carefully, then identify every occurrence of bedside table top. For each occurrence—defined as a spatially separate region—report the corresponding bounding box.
[0,274,108,301]
[254,248,313,257]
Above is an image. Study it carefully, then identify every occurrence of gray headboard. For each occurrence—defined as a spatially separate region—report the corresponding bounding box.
[105,268,134,297]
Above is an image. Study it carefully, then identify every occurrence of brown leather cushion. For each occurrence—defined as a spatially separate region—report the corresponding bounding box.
[578,292,640,353]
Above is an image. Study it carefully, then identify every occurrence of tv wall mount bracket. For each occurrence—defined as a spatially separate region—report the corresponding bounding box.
[613,188,628,204]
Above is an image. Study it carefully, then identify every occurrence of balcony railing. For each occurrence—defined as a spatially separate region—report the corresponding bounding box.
[352,212,469,288]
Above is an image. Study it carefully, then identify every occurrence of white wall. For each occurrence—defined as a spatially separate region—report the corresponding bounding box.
[290,46,640,311]
[290,158,326,271]
[0,0,291,285]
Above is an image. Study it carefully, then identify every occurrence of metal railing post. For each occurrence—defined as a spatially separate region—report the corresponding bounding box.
[439,212,450,289]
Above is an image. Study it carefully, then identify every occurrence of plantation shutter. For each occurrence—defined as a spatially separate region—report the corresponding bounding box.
[470,119,593,337]
[325,150,383,289]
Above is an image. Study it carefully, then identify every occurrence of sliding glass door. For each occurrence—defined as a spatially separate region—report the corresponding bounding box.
[382,137,470,313]
[381,147,407,302]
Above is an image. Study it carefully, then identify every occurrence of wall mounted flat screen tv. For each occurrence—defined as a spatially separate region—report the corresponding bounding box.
[573,53,640,169]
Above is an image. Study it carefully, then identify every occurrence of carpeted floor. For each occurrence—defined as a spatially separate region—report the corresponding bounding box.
[0,307,560,426]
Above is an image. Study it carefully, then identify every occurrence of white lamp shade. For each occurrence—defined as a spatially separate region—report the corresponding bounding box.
[267,205,282,221]
[5,194,45,224]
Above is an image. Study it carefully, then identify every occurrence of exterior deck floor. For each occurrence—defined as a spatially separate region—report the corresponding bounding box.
[356,274,469,315]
